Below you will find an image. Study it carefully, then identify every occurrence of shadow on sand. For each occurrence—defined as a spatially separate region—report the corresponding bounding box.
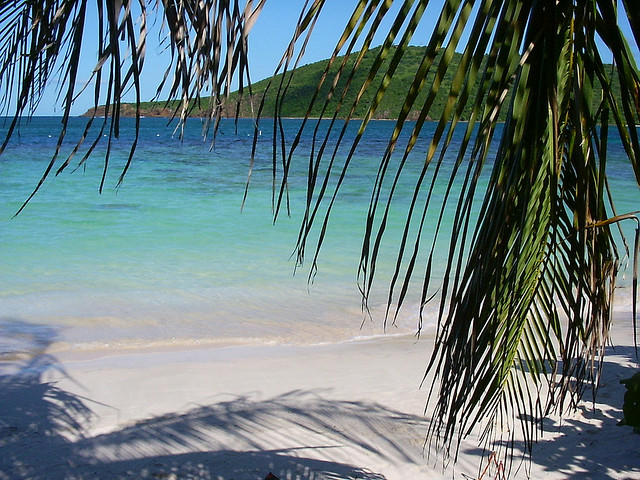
[4,318,637,480]
[461,345,640,480]
[0,319,426,480]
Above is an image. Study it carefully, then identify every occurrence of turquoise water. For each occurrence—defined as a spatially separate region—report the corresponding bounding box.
[0,117,638,353]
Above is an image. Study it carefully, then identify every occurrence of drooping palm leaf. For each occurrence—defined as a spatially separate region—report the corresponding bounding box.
[0,0,264,214]
[266,0,640,469]
[1,0,639,475]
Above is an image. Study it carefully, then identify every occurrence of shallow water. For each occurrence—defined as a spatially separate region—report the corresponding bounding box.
[0,117,637,354]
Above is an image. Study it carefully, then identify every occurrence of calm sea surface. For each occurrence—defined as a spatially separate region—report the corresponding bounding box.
[0,117,638,354]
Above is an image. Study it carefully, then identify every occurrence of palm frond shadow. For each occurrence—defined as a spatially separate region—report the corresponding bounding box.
[0,319,428,480]
[461,345,640,480]
[0,319,93,480]
[1,377,426,480]
[78,389,428,480]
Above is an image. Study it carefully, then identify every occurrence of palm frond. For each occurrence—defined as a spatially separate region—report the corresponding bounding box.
[0,0,264,214]
[1,0,639,473]
[266,0,640,469]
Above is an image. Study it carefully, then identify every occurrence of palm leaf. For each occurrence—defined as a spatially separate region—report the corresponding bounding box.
[265,0,640,469]
[0,0,264,214]
[1,0,639,474]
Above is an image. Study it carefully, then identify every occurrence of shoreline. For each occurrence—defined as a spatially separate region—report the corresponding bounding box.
[49,329,420,366]
[7,283,636,367]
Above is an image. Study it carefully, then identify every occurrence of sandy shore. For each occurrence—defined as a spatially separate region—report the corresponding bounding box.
[1,318,639,479]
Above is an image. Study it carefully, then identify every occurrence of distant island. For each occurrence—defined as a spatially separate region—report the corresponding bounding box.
[83,46,620,122]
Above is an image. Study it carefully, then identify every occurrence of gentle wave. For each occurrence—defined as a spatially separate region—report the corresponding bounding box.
[1,117,637,355]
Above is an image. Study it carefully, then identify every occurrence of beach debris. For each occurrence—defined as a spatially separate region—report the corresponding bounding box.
[619,372,640,431]
[477,452,506,480]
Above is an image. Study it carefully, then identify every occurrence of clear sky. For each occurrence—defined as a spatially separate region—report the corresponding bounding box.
[24,1,640,116]
[36,0,412,116]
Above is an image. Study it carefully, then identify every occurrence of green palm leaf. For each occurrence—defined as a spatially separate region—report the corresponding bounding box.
[0,0,264,214]
[1,0,639,473]
[266,0,640,467]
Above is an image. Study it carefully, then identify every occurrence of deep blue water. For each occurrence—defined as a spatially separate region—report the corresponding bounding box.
[0,117,637,354]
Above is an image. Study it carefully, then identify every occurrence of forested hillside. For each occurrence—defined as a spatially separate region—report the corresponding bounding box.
[85,45,620,122]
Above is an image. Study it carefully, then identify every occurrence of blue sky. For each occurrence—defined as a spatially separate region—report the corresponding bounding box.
[36,0,408,116]
[28,1,640,116]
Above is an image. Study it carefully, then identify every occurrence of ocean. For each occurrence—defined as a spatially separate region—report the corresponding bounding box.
[0,117,638,355]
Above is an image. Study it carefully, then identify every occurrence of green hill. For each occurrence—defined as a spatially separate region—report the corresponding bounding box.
[246,45,466,120]
[85,45,620,122]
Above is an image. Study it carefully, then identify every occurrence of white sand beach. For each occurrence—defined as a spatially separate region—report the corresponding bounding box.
[1,314,639,480]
